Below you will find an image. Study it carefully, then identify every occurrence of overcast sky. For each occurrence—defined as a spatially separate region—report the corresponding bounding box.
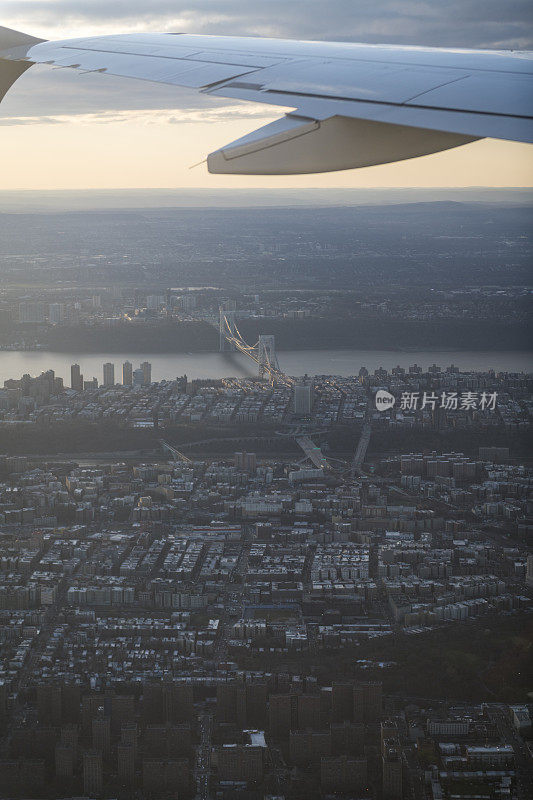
[1,0,532,189]
[4,0,532,49]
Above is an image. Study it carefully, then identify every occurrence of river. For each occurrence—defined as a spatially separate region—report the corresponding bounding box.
[1,349,531,385]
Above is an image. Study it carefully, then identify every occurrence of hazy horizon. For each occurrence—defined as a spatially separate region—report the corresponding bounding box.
[1,186,532,213]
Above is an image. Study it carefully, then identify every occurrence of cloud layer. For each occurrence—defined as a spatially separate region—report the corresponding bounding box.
[2,0,531,48]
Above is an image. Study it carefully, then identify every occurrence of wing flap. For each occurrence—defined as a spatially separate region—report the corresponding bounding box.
[407,72,533,118]
[207,113,476,174]
[254,60,471,104]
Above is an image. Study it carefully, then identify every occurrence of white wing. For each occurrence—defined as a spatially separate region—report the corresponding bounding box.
[1,26,532,174]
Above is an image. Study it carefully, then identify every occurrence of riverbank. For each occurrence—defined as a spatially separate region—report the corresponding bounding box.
[1,348,532,386]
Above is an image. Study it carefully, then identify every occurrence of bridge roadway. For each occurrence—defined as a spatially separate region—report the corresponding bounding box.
[351,397,373,477]
[295,435,330,469]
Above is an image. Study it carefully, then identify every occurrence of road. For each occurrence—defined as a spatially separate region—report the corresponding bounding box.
[194,712,213,800]
[487,705,533,800]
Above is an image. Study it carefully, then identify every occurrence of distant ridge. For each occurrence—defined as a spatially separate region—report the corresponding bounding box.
[0,187,531,213]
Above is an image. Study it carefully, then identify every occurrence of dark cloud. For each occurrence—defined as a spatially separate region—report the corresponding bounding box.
[1,1,531,122]
[3,1,532,49]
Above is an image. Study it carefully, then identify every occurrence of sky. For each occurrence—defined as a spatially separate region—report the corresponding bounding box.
[0,0,532,190]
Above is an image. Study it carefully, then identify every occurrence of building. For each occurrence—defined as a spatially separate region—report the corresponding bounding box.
[103,363,115,387]
[321,755,367,793]
[147,295,165,310]
[142,758,190,795]
[269,694,296,739]
[354,682,382,723]
[297,693,322,730]
[294,382,313,415]
[122,361,133,386]
[217,744,264,782]
[332,683,354,722]
[70,364,83,392]
[83,750,103,796]
[55,744,75,779]
[382,722,402,800]
[290,730,330,765]
[117,742,135,785]
[37,684,62,725]
[133,368,144,386]
[176,294,197,311]
[235,452,257,474]
[141,361,152,386]
[526,554,533,589]
[92,714,111,756]
[18,301,45,324]
[48,303,64,324]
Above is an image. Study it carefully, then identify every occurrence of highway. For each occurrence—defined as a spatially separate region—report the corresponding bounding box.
[194,712,213,800]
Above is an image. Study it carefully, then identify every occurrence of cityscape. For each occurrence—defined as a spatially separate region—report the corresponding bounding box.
[0,345,532,798]
[0,0,532,795]
[0,187,531,800]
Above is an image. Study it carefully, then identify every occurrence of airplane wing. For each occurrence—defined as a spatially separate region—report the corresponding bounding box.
[1,25,532,174]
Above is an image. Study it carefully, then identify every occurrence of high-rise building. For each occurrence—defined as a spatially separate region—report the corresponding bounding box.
[147,295,165,309]
[83,750,103,796]
[331,683,353,723]
[61,685,81,723]
[18,302,45,324]
[60,723,79,755]
[111,696,135,734]
[70,364,83,392]
[141,361,152,386]
[527,553,533,589]
[0,680,7,727]
[133,368,144,387]
[382,745,402,798]
[55,744,75,779]
[177,294,197,311]
[297,693,322,730]
[381,721,402,799]
[142,759,190,795]
[117,742,135,785]
[48,303,64,324]
[290,731,331,766]
[37,684,62,725]
[354,682,382,723]
[217,745,264,782]
[92,714,111,756]
[269,694,297,740]
[121,722,138,753]
[294,382,314,415]
[122,361,133,386]
[103,362,115,387]
[142,683,193,725]
[321,755,368,794]
[234,452,257,474]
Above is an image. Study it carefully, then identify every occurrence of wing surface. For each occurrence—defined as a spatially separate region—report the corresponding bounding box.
[1,27,532,173]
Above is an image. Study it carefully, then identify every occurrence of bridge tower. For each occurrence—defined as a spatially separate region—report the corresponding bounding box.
[258,335,280,379]
[219,300,237,352]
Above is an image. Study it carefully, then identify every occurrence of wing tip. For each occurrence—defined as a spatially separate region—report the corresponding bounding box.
[0,25,46,51]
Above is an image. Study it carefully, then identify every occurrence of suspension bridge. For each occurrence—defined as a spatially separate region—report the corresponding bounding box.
[218,301,294,386]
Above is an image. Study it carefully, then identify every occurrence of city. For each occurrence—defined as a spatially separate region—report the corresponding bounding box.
[0,0,532,796]
[0,348,532,799]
